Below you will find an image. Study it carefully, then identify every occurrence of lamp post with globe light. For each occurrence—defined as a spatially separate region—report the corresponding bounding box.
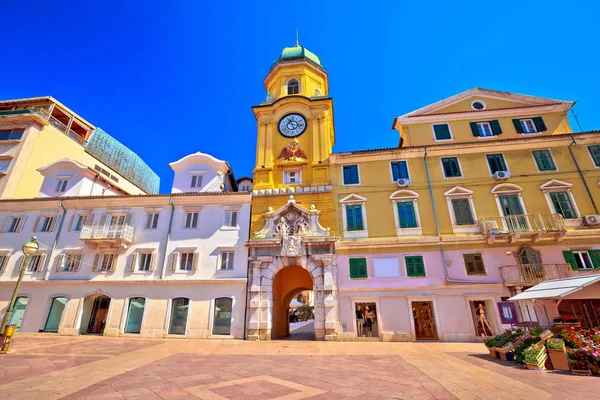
[1,237,39,334]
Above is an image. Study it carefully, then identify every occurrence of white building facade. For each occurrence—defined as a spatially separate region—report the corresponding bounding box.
[0,153,251,338]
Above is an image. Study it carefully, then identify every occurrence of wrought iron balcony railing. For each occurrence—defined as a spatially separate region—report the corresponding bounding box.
[479,214,565,236]
[80,224,134,243]
[500,264,573,286]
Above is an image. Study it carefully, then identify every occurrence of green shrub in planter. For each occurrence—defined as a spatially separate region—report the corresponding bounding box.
[515,337,541,364]
[524,346,543,365]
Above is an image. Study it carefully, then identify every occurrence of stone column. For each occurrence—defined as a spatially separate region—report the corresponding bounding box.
[246,260,264,341]
[322,256,338,341]
[310,260,326,340]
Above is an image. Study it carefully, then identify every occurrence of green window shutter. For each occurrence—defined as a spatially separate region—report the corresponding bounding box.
[406,256,425,277]
[588,250,600,269]
[550,192,576,219]
[588,146,600,167]
[532,117,547,132]
[512,119,524,133]
[433,124,451,140]
[563,250,578,271]
[533,150,556,171]
[345,205,355,231]
[349,258,367,278]
[354,205,364,230]
[490,120,502,135]
[452,199,474,225]
[469,122,479,137]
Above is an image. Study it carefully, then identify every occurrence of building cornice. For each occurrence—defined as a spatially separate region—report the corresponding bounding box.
[0,278,248,285]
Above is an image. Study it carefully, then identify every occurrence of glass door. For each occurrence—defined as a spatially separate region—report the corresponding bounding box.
[9,297,29,331]
[168,298,189,335]
[212,298,233,335]
[499,195,527,232]
[44,297,68,332]
[124,297,146,334]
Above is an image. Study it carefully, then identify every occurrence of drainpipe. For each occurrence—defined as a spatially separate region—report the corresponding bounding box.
[159,195,175,279]
[568,134,598,214]
[423,147,449,283]
[43,200,68,280]
[89,174,99,196]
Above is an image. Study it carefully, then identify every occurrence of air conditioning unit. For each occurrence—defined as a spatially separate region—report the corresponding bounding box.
[583,215,600,226]
[396,179,411,187]
[493,171,510,180]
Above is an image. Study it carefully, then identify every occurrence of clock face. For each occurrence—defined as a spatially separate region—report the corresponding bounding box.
[278,113,307,138]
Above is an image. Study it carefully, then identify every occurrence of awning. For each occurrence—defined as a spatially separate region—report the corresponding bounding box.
[509,274,600,301]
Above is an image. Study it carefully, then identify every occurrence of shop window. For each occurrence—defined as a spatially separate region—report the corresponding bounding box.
[355,302,378,338]
[44,297,68,332]
[212,297,233,335]
[169,298,189,335]
[124,297,146,334]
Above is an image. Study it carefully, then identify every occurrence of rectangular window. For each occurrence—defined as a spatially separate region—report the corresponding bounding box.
[6,217,22,233]
[138,253,153,271]
[520,119,537,133]
[63,254,82,272]
[588,145,600,167]
[452,198,474,225]
[179,252,194,271]
[73,215,87,232]
[55,179,68,192]
[220,252,235,270]
[533,150,556,171]
[185,212,199,228]
[433,124,452,140]
[26,255,44,272]
[99,254,115,272]
[549,192,577,219]
[0,129,24,141]
[0,160,10,174]
[343,165,359,185]
[349,257,368,279]
[284,169,302,185]
[396,202,417,228]
[39,216,54,232]
[486,154,507,174]
[441,157,462,178]
[463,253,486,275]
[0,255,9,272]
[477,122,493,137]
[391,161,409,181]
[345,204,364,231]
[190,175,203,188]
[224,211,238,227]
[405,256,425,277]
[145,213,159,229]
[573,251,594,270]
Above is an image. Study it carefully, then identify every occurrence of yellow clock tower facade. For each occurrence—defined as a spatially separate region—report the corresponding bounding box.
[246,45,339,341]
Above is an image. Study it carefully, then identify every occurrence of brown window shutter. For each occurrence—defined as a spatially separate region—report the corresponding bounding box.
[92,254,101,272]
[125,213,133,226]
[129,253,138,272]
[74,254,83,272]
[33,216,41,233]
[50,216,59,232]
[110,255,118,272]
[192,252,199,271]
[55,254,65,272]
[150,253,157,271]
[37,254,47,272]
[67,214,75,231]
[171,252,180,271]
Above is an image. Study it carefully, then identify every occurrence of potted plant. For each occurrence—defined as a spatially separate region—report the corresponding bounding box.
[568,349,591,376]
[485,337,498,358]
[524,346,544,370]
[546,338,569,371]
[515,337,541,366]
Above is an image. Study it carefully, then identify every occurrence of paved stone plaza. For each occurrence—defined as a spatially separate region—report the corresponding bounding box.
[0,335,597,400]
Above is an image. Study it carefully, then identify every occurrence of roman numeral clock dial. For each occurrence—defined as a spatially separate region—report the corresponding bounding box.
[278,113,307,138]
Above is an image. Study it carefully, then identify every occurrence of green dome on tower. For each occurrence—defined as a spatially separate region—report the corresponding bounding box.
[270,45,322,71]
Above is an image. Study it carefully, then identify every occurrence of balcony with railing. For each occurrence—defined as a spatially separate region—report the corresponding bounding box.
[479,214,565,242]
[80,224,134,249]
[500,264,573,286]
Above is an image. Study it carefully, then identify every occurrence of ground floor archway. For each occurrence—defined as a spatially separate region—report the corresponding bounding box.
[272,266,313,339]
[80,295,111,334]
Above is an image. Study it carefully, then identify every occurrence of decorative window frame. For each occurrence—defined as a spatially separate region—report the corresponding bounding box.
[182,206,202,230]
[490,183,528,218]
[128,248,157,274]
[470,100,487,110]
[389,190,422,236]
[286,78,300,95]
[23,250,49,274]
[439,156,463,179]
[170,247,199,273]
[189,170,206,189]
[443,186,479,233]
[282,167,302,186]
[341,164,361,186]
[476,121,494,138]
[389,160,411,182]
[221,205,241,230]
[339,194,368,238]
[431,123,454,142]
[518,117,541,135]
[539,179,581,226]
[531,149,557,173]
[216,246,238,272]
[54,175,72,193]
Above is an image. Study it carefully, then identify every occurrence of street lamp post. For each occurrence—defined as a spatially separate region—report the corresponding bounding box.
[1,237,39,334]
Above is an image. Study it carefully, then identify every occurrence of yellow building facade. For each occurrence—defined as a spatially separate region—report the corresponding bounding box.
[330,88,600,341]
[0,97,158,198]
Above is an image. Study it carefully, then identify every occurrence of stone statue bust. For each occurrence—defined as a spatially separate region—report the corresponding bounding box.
[274,217,289,237]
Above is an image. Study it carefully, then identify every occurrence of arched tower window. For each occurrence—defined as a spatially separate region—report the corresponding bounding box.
[287,79,300,95]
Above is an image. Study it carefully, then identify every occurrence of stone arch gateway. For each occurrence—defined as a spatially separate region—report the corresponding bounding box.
[246,196,338,340]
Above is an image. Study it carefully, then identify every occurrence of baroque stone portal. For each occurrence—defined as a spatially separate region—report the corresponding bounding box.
[246,196,338,340]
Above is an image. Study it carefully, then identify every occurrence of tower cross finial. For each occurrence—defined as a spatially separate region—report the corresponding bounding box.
[296,28,299,46]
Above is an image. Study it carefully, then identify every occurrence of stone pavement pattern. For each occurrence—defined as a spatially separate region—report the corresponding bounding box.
[0,335,597,399]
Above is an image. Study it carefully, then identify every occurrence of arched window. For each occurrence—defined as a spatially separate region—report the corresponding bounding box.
[44,297,68,332]
[169,298,190,335]
[212,297,233,335]
[124,297,146,334]
[516,246,542,265]
[287,79,300,95]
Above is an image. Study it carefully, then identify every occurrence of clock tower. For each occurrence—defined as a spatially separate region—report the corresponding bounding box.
[250,44,336,235]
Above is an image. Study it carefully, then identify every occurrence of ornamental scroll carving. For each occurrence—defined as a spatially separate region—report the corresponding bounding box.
[254,195,331,239]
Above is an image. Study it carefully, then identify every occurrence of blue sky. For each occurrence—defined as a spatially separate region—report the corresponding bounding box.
[3,1,599,193]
